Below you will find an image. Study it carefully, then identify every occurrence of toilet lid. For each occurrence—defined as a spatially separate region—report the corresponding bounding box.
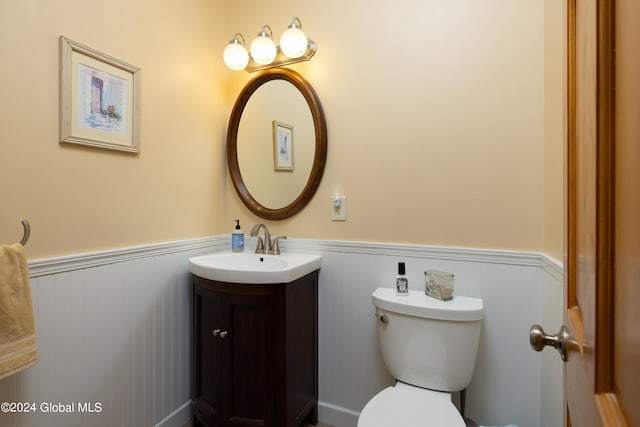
[358,386,466,427]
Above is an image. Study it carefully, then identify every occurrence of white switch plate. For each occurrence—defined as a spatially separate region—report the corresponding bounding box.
[332,196,347,221]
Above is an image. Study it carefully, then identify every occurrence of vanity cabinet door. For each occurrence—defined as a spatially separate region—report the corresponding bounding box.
[221,292,275,426]
[193,283,223,426]
[192,271,318,427]
[193,279,276,427]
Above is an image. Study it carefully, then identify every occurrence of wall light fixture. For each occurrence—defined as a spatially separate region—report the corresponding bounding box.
[224,17,317,72]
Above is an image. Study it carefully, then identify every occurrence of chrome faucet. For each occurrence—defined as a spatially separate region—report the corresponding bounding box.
[250,223,270,254]
[249,223,287,255]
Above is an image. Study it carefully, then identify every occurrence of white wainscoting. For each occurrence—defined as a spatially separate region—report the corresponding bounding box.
[540,256,564,427]
[0,237,226,427]
[281,238,563,427]
[0,236,563,427]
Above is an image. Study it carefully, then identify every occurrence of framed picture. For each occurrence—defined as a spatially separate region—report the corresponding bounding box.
[59,36,141,153]
[272,120,294,171]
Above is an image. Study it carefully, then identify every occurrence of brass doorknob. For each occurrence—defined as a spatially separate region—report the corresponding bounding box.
[529,324,569,362]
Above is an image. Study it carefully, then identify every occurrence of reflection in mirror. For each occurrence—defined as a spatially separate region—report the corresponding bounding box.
[237,80,314,208]
[227,68,327,220]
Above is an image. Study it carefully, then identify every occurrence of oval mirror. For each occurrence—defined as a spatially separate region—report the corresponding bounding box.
[227,68,327,220]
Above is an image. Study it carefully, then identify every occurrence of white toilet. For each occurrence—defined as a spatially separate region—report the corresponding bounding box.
[358,287,484,427]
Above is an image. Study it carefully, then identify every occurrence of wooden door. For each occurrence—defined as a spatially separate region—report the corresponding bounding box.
[565,0,639,425]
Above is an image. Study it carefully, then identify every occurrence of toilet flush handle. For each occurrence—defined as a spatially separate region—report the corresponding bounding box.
[374,309,389,324]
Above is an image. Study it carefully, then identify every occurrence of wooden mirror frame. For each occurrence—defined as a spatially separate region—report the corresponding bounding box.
[227,68,327,220]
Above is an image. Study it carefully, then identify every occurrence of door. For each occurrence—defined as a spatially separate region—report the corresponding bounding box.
[193,280,276,427]
[221,292,275,427]
[564,0,638,425]
[193,282,223,426]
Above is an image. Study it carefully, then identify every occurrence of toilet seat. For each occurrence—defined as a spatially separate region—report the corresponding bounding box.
[358,386,465,427]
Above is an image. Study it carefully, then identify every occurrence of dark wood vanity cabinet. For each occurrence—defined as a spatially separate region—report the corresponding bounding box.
[192,271,318,427]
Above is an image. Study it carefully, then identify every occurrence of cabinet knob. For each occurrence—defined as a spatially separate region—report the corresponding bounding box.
[219,331,228,339]
[212,329,220,336]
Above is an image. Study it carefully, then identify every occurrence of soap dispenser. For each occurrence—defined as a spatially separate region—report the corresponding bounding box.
[232,220,244,252]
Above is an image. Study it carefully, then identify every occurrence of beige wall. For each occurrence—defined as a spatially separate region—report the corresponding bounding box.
[0,0,229,259]
[544,0,566,262]
[225,0,562,253]
[1,0,564,259]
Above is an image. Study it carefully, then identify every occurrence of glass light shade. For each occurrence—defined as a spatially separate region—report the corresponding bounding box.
[223,43,249,70]
[280,27,308,58]
[250,35,277,65]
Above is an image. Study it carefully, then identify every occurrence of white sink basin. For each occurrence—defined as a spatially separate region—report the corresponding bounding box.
[188,251,321,284]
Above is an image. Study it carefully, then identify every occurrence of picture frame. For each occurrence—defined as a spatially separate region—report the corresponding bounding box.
[59,36,141,153]
[272,120,294,171]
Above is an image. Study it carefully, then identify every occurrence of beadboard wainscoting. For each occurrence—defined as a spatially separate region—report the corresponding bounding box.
[0,236,563,427]
[540,256,564,427]
[0,237,226,427]
[278,239,564,427]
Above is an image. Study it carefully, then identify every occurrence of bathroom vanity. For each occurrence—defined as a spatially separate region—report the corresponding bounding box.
[191,271,319,427]
[193,65,326,426]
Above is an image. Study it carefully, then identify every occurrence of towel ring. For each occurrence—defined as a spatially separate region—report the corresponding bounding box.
[19,220,30,246]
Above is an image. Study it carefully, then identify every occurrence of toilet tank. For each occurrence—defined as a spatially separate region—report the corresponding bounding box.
[372,288,484,392]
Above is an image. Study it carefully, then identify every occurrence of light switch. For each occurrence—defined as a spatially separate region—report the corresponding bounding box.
[332,196,347,221]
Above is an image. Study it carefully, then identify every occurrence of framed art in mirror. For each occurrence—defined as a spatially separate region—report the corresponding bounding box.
[59,36,141,153]
[273,120,294,171]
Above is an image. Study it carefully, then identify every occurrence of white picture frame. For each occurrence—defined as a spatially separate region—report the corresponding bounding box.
[59,36,141,153]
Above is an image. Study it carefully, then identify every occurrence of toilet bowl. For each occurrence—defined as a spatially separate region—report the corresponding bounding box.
[358,288,484,427]
[358,381,466,427]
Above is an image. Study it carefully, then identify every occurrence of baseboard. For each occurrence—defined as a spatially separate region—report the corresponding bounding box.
[318,400,360,427]
[154,400,192,427]
[153,399,352,427]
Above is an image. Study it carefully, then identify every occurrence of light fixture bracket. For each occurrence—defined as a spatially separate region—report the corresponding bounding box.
[245,39,316,73]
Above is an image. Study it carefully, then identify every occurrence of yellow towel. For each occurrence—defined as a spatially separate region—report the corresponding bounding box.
[0,243,37,380]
